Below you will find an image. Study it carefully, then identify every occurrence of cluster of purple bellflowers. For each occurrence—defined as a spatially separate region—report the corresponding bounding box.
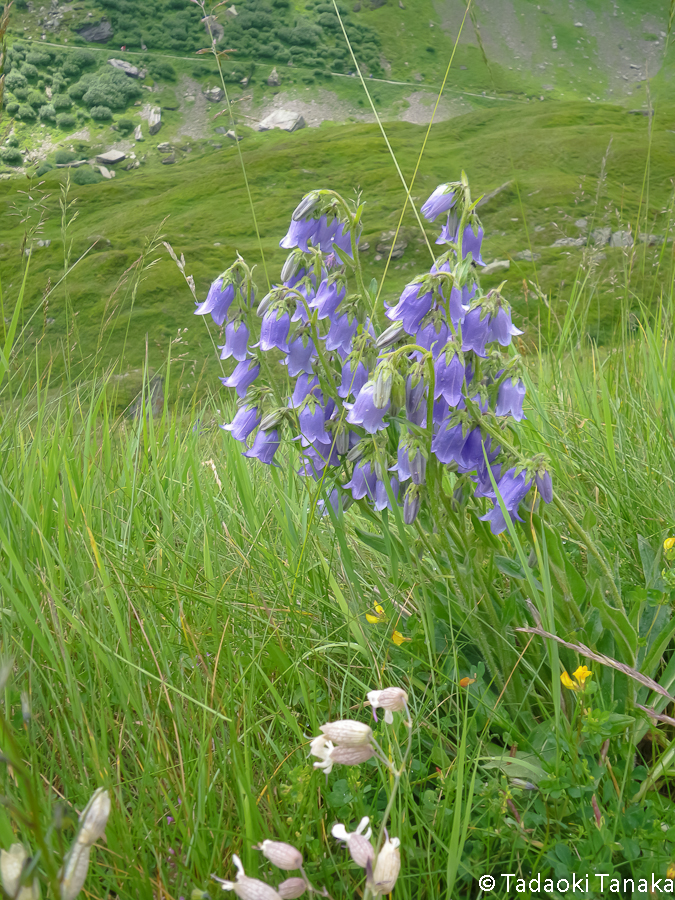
[194,174,552,535]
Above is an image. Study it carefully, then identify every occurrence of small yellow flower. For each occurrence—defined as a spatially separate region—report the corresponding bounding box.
[366,603,387,625]
[391,630,410,646]
[459,676,476,688]
[665,537,675,552]
[667,862,675,880]
[561,665,592,692]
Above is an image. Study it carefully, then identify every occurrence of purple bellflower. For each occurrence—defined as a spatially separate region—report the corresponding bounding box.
[311,279,345,320]
[461,224,485,265]
[535,469,553,503]
[386,281,433,335]
[461,306,490,357]
[284,334,316,377]
[415,317,449,358]
[244,428,281,466]
[194,278,235,327]
[222,404,260,443]
[289,373,320,409]
[299,399,330,444]
[345,382,390,434]
[260,308,291,353]
[434,344,465,407]
[421,184,456,222]
[375,476,400,511]
[220,359,260,398]
[344,460,377,501]
[324,312,358,354]
[489,306,524,346]
[431,418,467,465]
[338,358,369,400]
[480,467,533,534]
[219,320,249,362]
[406,375,426,426]
[496,377,526,420]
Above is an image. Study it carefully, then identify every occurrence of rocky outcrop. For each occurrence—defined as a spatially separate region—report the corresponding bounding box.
[201,15,224,41]
[483,259,510,276]
[376,231,407,258]
[203,86,225,103]
[148,108,162,135]
[134,125,144,141]
[258,109,306,132]
[609,230,633,248]
[108,59,145,78]
[76,19,114,42]
[267,67,282,87]
[161,153,176,165]
[96,149,126,165]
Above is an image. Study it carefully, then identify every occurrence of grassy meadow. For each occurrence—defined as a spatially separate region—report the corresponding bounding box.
[4,4,675,900]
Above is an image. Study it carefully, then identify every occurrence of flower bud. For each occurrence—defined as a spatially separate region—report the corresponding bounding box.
[77,788,111,846]
[277,877,306,899]
[281,252,302,284]
[256,841,303,871]
[60,842,91,900]
[329,745,375,766]
[376,322,405,350]
[335,426,350,456]
[403,483,422,525]
[366,687,408,724]
[373,363,393,410]
[319,720,373,747]
[368,836,401,896]
[292,192,321,221]
[259,410,285,432]
[257,291,275,317]
[1,844,28,898]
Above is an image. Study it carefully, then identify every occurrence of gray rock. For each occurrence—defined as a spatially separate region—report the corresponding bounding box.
[482,259,510,275]
[45,86,52,100]
[638,233,664,245]
[201,14,224,41]
[514,249,540,261]
[552,237,585,248]
[267,67,282,87]
[76,19,114,42]
[123,159,140,170]
[591,227,611,245]
[35,239,51,248]
[628,109,653,116]
[359,241,370,251]
[161,153,176,165]
[98,165,113,179]
[225,5,238,16]
[134,125,144,141]
[534,225,546,233]
[609,230,633,247]
[204,86,225,103]
[377,231,408,258]
[225,130,242,141]
[148,107,162,135]
[96,149,126,165]
[258,109,306,132]
[157,142,172,153]
[574,218,588,229]
[108,58,141,78]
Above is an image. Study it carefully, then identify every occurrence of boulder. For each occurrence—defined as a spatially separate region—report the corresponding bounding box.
[376,231,408,258]
[161,153,176,165]
[591,227,611,246]
[574,218,588,229]
[226,4,238,15]
[157,142,172,153]
[638,233,664,245]
[148,107,162,135]
[514,249,540,261]
[203,86,225,103]
[134,125,144,141]
[124,159,140,170]
[98,165,112,179]
[76,19,114,42]
[609,230,633,248]
[482,259,510,276]
[108,58,141,78]
[96,149,126,165]
[225,130,242,141]
[45,86,53,100]
[258,109,306,132]
[267,67,282,87]
[551,237,584,248]
[201,15,225,41]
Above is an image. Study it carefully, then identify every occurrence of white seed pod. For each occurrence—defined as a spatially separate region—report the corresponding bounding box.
[366,688,408,725]
[277,877,307,899]
[370,837,401,896]
[319,720,373,747]
[77,788,111,846]
[1,843,28,898]
[256,841,303,871]
[329,745,375,766]
[60,842,91,900]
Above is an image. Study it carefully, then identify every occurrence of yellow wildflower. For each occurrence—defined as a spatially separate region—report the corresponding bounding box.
[667,863,675,880]
[664,537,675,552]
[459,676,476,688]
[561,665,593,692]
[391,631,410,646]
[366,603,387,625]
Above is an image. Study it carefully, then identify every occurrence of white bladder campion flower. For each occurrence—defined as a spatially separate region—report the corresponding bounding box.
[77,788,111,847]
[255,840,303,871]
[331,817,375,869]
[366,688,409,724]
[60,843,91,900]
[319,720,373,746]
[367,835,401,897]
[310,735,374,774]
[213,854,282,900]
[277,877,307,899]
[1,843,40,900]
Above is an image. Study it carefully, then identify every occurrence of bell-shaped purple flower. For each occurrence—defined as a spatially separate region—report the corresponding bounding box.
[461,306,490,357]
[317,487,341,517]
[421,184,456,222]
[220,359,260,398]
[299,400,330,444]
[338,359,369,400]
[496,377,526,420]
[345,382,389,434]
[480,467,533,534]
[374,476,400,511]
[280,216,320,252]
[461,224,485,266]
[458,427,485,471]
[430,418,467,465]
[434,344,465,407]
[310,439,340,468]
[195,278,235,327]
[310,279,345,320]
[285,334,316,377]
[324,312,358,354]
[432,396,449,426]
[260,308,291,353]
[416,317,449,358]
[436,212,460,244]
[406,375,426,426]
[221,403,260,443]
[386,281,433,335]
[344,460,377,501]
[219,320,249,362]
[403,484,422,525]
[535,469,553,504]
[489,307,524,346]
[289,373,320,409]
[317,217,353,256]
[244,428,281,466]
[473,460,503,499]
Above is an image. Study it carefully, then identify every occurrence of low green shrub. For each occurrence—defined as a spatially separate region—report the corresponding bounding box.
[6,135,19,148]
[56,113,77,129]
[0,147,23,166]
[17,104,37,120]
[54,149,77,165]
[53,94,72,110]
[72,165,102,185]
[116,118,135,135]
[35,161,54,176]
[90,105,113,120]
[27,90,44,109]
[39,104,56,121]
[4,101,19,115]
[20,63,39,80]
